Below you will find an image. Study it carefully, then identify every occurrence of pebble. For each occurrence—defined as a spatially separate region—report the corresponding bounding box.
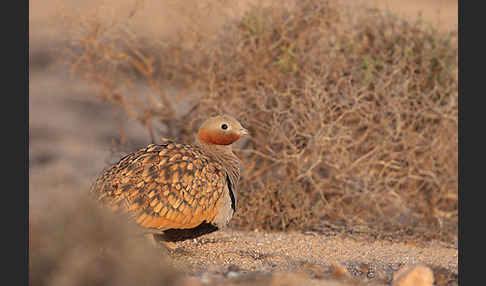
[226,271,240,278]
[392,264,434,286]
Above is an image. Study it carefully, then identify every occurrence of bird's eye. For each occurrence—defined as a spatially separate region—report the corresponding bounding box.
[221,124,228,130]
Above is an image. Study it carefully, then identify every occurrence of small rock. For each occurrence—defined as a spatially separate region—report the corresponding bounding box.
[226,271,240,278]
[329,263,350,279]
[392,264,434,286]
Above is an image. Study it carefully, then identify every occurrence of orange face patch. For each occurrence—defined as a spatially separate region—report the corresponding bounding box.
[197,128,241,145]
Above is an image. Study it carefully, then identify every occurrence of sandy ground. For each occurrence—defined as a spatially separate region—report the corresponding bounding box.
[372,0,457,32]
[29,0,458,285]
[168,231,457,285]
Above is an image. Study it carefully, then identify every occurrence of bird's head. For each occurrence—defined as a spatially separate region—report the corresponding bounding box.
[197,115,248,146]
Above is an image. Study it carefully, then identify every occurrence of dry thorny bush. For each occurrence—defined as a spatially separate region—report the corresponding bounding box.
[65,0,458,242]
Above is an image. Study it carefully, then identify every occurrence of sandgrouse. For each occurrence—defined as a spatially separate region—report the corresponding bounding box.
[90,115,248,249]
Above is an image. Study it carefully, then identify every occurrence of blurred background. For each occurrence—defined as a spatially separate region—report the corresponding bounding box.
[29,0,457,284]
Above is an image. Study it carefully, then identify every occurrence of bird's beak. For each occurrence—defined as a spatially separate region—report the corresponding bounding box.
[240,128,249,136]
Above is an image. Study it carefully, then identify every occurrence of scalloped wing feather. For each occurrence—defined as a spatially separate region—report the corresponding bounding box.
[90,143,228,231]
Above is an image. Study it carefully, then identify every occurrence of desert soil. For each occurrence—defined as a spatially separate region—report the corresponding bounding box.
[29,0,458,285]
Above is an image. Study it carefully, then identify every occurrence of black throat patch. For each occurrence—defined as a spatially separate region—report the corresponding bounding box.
[226,174,236,211]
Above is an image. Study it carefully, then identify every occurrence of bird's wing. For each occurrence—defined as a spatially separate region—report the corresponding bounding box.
[91,143,228,230]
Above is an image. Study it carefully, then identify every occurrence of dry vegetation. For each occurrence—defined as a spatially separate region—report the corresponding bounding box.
[29,192,184,286]
[65,0,457,242]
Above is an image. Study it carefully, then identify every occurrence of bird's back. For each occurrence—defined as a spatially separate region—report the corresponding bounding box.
[90,142,230,231]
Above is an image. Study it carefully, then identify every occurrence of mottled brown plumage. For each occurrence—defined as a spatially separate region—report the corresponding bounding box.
[90,115,247,247]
